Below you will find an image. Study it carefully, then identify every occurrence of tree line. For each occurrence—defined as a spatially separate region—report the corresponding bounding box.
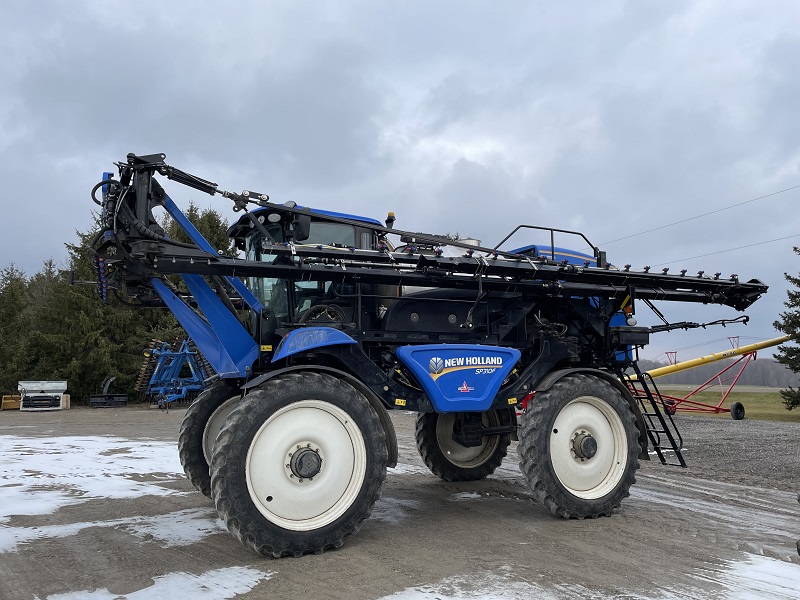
[0,204,232,403]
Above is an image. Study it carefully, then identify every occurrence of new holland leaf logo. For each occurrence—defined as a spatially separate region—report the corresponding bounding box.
[458,381,474,393]
[429,357,444,374]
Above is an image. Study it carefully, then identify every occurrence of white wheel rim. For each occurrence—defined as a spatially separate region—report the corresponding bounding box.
[246,399,367,531]
[435,413,499,468]
[203,398,238,464]
[549,396,628,499]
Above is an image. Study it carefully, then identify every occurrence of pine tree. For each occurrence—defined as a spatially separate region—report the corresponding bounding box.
[160,201,237,255]
[774,246,800,410]
[0,204,235,402]
[0,264,28,393]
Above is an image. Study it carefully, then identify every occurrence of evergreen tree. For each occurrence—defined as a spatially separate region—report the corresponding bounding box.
[0,264,28,393]
[160,202,236,255]
[774,246,800,410]
[0,203,234,402]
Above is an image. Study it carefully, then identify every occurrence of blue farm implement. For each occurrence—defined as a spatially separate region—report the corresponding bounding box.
[88,152,770,557]
[135,339,212,406]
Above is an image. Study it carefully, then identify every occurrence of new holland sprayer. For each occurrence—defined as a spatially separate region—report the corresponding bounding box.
[89,153,769,557]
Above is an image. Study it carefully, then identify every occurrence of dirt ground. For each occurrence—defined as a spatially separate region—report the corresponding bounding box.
[1,405,799,599]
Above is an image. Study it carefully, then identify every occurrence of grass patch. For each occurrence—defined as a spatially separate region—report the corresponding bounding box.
[656,388,800,422]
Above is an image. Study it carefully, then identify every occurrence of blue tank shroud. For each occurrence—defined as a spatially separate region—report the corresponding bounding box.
[272,327,357,362]
[396,344,521,412]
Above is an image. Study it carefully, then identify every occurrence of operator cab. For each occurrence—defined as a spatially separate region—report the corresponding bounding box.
[228,206,390,348]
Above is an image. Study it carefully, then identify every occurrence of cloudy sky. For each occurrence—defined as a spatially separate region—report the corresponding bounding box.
[2,1,799,361]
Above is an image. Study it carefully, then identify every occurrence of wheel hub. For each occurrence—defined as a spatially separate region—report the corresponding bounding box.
[286,444,323,481]
[571,431,597,460]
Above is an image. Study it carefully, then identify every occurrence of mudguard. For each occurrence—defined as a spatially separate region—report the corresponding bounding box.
[272,327,357,362]
[396,344,521,412]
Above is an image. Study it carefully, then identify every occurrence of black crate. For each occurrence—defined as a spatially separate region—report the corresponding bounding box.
[89,394,128,408]
[610,326,650,347]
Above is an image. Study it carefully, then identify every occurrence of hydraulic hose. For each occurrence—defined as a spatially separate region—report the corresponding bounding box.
[116,203,198,249]
[91,180,119,205]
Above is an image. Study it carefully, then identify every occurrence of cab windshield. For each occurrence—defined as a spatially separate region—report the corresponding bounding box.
[244,222,359,318]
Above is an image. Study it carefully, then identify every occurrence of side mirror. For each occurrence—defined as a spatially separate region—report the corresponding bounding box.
[295,211,311,241]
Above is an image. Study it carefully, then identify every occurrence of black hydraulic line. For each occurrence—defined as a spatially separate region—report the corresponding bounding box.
[91,180,118,205]
[115,203,199,250]
[648,316,749,334]
[113,289,145,307]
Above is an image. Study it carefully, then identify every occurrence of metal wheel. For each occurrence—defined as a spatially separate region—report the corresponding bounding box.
[518,374,640,518]
[202,397,238,464]
[549,397,629,500]
[415,410,511,481]
[246,399,367,530]
[210,372,387,557]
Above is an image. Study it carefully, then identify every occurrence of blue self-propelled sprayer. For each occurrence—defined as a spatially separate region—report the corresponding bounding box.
[89,152,769,558]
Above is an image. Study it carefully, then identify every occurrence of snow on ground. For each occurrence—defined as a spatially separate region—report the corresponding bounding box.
[388,462,430,476]
[687,554,800,600]
[0,435,185,522]
[376,569,562,600]
[42,566,273,600]
[0,507,227,553]
[448,491,483,502]
[376,558,800,600]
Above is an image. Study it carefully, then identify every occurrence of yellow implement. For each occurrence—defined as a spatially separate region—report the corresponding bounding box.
[632,335,790,380]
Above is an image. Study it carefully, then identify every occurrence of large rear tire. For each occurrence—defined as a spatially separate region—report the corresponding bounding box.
[517,374,639,518]
[210,372,388,557]
[415,410,512,481]
[178,382,239,498]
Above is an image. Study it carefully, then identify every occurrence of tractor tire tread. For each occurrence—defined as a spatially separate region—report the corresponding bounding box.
[210,371,387,558]
[517,374,639,519]
[178,382,237,498]
[414,411,511,482]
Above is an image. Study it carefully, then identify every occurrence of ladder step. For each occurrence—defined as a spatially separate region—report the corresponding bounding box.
[616,362,687,467]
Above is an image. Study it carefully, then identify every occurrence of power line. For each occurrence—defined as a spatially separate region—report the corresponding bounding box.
[650,234,799,267]
[598,184,800,247]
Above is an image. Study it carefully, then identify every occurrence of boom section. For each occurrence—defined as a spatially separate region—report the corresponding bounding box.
[122,245,766,311]
[90,152,767,313]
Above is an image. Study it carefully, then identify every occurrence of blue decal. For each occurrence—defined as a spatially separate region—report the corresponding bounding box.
[250,206,383,226]
[272,327,357,362]
[396,344,521,412]
[510,244,598,266]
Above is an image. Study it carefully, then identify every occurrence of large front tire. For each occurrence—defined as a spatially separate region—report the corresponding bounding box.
[210,372,388,557]
[517,375,640,519]
[178,382,239,497]
[415,410,512,481]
